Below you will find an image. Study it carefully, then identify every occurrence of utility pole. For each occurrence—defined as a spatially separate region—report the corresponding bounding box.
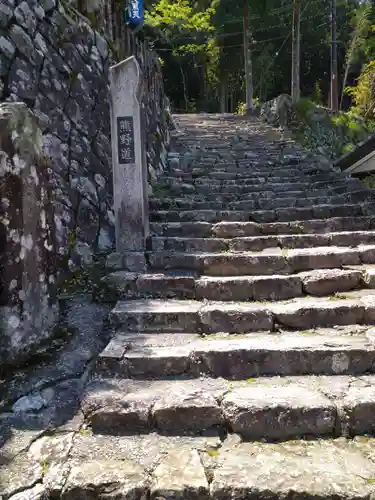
[330,0,339,111]
[243,1,253,112]
[291,0,300,103]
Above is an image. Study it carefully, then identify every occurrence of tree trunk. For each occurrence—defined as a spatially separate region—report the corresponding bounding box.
[179,61,188,111]
[330,0,339,111]
[220,80,227,113]
[291,0,301,103]
[243,1,253,112]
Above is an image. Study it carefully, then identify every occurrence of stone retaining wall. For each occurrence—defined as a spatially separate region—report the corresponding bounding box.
[1,0,171,265]
[259,94,372,160]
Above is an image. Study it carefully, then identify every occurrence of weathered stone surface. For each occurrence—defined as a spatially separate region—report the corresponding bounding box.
[8,483,48,500]
[83,378,228,434]
[70,431,220,474]
[61,459,148,499]
[137,273,196,299]
[125,345,192,377]
[0,103,58,367]
[272,297,366,329]
[0,453,43,498]
[210,439,375,500]
[360,264,375,287]
[110,299,202,332]
[221,384,336,440]
[341,376,375,435]
[199,302,273,333]
[88,394,152,434]
[151,449,209,500]
[110,56,149,256]
[152,388,223,432]
[300,268,362,296]
[190,332,375,378]
[196,275,303,301]
[155,217,374,239]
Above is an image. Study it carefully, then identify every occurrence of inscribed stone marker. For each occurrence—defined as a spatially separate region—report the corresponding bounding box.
[110,56,149,258]
[117,116,135,164]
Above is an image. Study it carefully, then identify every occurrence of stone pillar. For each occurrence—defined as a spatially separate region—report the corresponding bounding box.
[109,56,149,269]
[0,103,58,368]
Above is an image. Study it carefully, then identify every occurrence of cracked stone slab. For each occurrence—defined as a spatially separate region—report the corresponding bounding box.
[0,453,43,499]
[70,432,221,473]
[7,484,48,500]
[60,459,148,499]
[83,378,228,435]
[210,439,375,500]
[151,448,209,499]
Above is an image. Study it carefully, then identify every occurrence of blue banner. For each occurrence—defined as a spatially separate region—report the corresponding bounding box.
[126,0,144,29]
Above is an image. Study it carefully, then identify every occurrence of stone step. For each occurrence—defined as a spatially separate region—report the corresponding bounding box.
[157,182,365,200]
[148,245,375,276]
[151,230,375,253]
[165,179,362,195]
[151,216,375,237]
[6,435,375,500]
[102,267,370,302]
[167,166,336,178]
[150,190,375,211]
[210,438,375,499]
[95,328,375,379]
[109,292,375,333]
[151,186,371,204]
[160,171,345,185]
[150,203,374,224]
[82,374,375,439]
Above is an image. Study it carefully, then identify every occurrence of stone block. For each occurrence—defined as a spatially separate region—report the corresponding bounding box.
[61,459,148,499]
[221,384,336,440]
[0,102,58,367]
[151,449,209,500]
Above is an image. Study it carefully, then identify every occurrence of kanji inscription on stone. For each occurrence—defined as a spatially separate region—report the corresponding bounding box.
[117,116,135,164]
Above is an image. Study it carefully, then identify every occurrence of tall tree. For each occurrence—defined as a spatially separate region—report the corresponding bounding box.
[291,0,301,103]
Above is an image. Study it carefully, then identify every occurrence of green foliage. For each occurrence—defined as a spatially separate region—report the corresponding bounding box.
[312,82,323,105]
[363,175,375,189]
[236,101,246,115]
[236,97,259,114]
[345,60,375,118]
[144,0,375,114]
[294,98,316,118]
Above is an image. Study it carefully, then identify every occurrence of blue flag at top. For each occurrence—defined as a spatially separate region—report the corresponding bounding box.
[126,0,144,29]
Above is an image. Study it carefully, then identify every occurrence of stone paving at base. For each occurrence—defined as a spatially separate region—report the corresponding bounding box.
[4,115,375,498]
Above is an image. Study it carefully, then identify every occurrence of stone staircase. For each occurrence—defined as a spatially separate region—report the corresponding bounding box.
[82,115,375,498]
